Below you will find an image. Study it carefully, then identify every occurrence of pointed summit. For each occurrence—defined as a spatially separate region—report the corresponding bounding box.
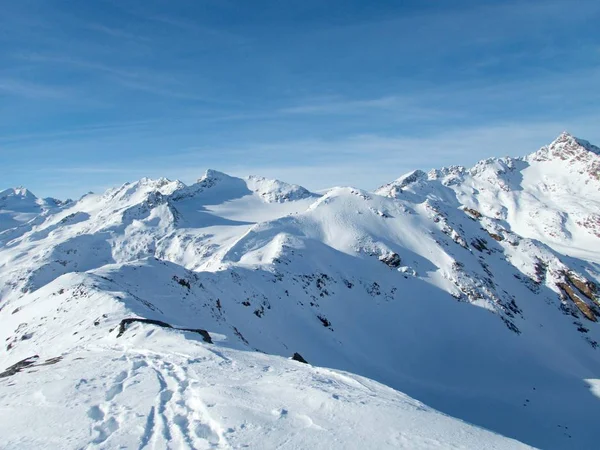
[530,132,600,163]
[192,169,244,193]
[0,186,37,200]
[375,169,427,198]
[551,132,599,155]
[552,130,574,143]
[198,169,234,184]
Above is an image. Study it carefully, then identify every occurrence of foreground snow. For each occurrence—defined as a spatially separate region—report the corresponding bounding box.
[0,326,530,450]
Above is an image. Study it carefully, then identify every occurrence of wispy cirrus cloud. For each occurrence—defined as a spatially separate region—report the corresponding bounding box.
[146,15,248,45]
[281,96,404,114]
[0,119,160,145]
[84,23,149,42]
[279,95,452,122]
[0,78,68,99]
[15,52,214,102]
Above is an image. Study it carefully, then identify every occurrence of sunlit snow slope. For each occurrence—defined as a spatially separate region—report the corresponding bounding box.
[1,133,599,449]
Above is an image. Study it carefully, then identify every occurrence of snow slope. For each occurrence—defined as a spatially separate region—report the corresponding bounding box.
[0,305,528,450]
[1,134,599,449]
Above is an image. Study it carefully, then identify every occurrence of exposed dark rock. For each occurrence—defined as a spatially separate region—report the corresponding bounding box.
[0,354,63,380]
[37,356,63,366]
[0,355,39,378]
[292,352,308,364]
[463,207,483,219]
[117,318,171,337]
[116,317,212,343]
[317,315,332,327]
[471,238,489,253]
[533,259,547,285]
[576,214,600,238]
[178,327,213,344]
[565,272,599,304]
[366,282,381,296]
[502,317,521,334]
[173,276,191,289]
[232,326,249,345]
[558,283,597,322]
[488,232,504,241]
[379,253,401,268]
[559,301,579,318]
[254,306,265,318]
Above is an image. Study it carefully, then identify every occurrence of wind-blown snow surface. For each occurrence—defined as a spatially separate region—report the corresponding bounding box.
[1,133,599,449]
[1,325,527,450]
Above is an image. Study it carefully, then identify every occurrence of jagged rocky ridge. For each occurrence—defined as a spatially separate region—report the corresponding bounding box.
[0,133,599,449]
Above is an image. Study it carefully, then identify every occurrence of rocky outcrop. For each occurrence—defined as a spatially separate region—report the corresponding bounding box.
[558,283,597,322]
[379,252,401,268]
[463,207,483,220]
[117,318,213,343]
[0,355,39,378]
[291,352,308,364]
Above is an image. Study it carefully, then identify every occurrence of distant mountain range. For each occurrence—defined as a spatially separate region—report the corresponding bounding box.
[1,132,599,449]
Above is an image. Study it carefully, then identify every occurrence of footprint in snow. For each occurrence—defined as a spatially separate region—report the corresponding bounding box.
[193,422,221,445]
[92,417,119,444]
[105,370,127,401]
[272,408,288,418]
[87,405,104,421]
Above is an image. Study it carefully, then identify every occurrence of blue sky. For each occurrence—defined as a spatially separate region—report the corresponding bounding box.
[1,0,599,199]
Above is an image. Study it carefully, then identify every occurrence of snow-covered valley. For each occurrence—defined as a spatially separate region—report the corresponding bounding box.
[1,132,599,449]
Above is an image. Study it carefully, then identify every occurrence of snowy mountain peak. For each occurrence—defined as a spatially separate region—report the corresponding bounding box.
[551,131,598,151]
[0,187,67,234]
[181,169,318,204]
[101,177,184,205]
[530,132,600,162]
[0,186,36,200]
[245,175,317,203]
[392,169,427,187]
[198,168,234,184]
[184,169,245,197]
[374,169,427,197]
[551,131,600,155]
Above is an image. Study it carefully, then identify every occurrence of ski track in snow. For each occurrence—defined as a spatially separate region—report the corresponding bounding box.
[83,351,230,450]
[144,357,228,450]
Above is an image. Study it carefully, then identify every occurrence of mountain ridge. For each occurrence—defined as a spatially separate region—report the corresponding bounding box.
[1,133,599,449]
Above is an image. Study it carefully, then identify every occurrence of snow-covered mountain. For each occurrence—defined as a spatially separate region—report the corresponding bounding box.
[0,187,69,237]
[1,133,599,449]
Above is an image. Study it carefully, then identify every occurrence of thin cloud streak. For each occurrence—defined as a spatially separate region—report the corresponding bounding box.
[0,119,160,144]
[0,78,68,99]
[84,23,149,41]
[15,53,215,102]
[147,15,248,45]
